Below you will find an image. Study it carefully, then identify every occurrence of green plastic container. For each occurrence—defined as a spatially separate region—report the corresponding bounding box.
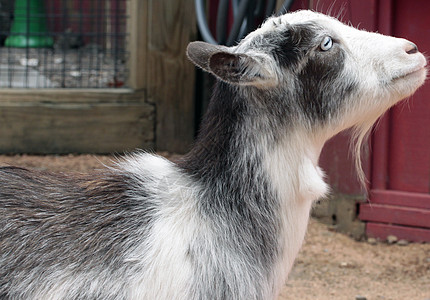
[5,0,53,48]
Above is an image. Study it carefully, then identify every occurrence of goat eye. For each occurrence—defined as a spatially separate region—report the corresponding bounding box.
[320,36,333,51]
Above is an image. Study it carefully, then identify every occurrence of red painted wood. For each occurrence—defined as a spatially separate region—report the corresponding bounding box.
[367,222,430,243]
[290,0,309,11]
[371,116,390,190]
[349,0,378,30]
[371,189,430,210]
[320,131,368,195]
[359,204,430,229]
[377,0,393,35]
[310,0,377,31]
[386,0,430,194]
[370,0,393,190]
[362,0,430,241]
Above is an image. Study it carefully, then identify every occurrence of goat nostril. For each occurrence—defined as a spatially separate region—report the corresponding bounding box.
[406,43,418,54]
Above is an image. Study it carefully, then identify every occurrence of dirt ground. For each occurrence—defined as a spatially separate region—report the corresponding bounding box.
[0,154,429,300]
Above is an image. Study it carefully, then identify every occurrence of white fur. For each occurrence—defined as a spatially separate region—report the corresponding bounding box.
[262,130,329,293]
[120,155,199,299]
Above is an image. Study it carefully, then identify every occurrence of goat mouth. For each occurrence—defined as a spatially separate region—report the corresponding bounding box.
[392,66,427,82]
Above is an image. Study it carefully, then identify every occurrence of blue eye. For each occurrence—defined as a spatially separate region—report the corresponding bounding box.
[320,36,333,51]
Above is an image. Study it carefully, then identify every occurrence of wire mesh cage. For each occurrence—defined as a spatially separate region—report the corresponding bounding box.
[0,0,129,88]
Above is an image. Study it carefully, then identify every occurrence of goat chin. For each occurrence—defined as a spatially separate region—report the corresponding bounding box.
[0,9,426,300]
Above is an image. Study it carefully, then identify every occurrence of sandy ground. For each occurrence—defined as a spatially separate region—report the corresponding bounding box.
[0,154,429,300]
[281,219,430,300]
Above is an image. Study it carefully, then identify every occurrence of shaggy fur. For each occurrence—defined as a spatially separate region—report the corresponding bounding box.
[0,10,427,300]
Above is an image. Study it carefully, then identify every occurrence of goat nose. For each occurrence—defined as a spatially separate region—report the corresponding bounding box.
[405,42,418,54]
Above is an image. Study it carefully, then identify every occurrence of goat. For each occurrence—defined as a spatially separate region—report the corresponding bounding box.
[0,10,427,300]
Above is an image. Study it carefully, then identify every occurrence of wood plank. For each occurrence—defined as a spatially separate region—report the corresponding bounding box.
[359,204,430,229]
[0,90,154,154]
[0,88,145,104]
[370,189,430,210]
[320,130,369,195]
[387,0,430,194]
[366,222,430,243]
[147,0,196,153]
[127,0,148,90]
[369,0,393,191]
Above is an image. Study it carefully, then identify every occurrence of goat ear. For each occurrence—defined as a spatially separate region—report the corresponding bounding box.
[186,41,229,73]
[208,52,277,86]
[187,41,277,87]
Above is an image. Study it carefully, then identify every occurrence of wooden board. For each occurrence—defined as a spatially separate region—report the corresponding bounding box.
[127,0,148,90]
[387,0,430,194]
[146,0,197,153]
[359,204,430,229]
[366,222,430,243]
[370,189,430,210]
[0,89,154,154]
[360,0,430,242]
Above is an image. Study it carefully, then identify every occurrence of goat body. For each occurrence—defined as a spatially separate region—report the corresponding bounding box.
[0,10,427,300]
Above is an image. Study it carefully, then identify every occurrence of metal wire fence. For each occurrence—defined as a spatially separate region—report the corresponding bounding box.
[0,0,129,88]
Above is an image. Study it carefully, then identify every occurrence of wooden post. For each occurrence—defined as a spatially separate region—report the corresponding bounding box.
[128,0,196,153]
[127,0,148,90]
[146,0,197,153]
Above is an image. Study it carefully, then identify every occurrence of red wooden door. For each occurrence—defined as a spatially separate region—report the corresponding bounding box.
[359,0,430,242]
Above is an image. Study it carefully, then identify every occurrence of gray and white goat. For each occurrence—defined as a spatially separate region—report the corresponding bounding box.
[0,10,427,300]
